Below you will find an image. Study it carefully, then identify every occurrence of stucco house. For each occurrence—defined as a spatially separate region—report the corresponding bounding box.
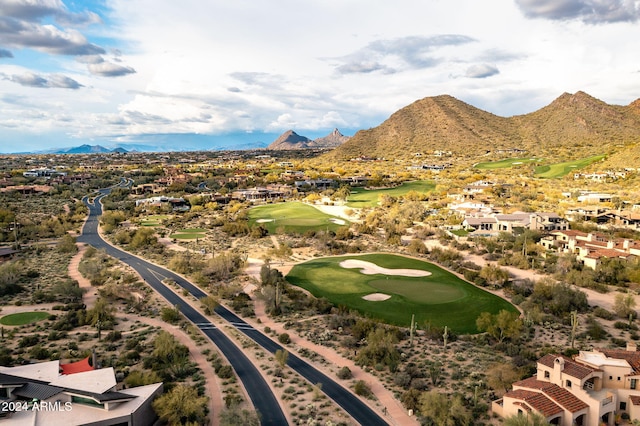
[0,360,162,425]
[493,346,640,425]
[462,212,569,237]
[539,230,640,270]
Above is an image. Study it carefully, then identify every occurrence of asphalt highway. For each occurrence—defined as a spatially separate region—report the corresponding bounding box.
[78,184,388,426]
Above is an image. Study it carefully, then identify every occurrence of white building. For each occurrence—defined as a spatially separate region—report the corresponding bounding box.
[0,360,162,425]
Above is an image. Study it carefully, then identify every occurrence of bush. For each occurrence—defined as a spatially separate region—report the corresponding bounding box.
[353,380,372,398]
[216,364,234,379]
[278,333,291,345]
[336,366,352,380]
[593,307,615,320]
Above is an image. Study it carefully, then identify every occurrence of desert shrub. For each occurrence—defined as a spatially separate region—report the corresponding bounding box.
[593,307,615,320]
[336,366,352,380]
[216,365,234,379]
[278,333,291,345]
[353,380,372,398]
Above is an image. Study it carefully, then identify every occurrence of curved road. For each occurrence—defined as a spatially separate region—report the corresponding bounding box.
[79,184,388,426]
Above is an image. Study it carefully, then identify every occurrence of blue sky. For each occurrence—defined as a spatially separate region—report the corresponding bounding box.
[1,0,640,153]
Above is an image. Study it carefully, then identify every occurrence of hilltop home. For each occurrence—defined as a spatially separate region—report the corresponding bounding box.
[493,347,640,425]
[0,360,162,425]
[462,212,569,237]
[539,230,640,270]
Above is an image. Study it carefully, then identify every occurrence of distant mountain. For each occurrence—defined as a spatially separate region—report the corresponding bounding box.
[329,91,640,161]
[42,144,129,154]
[312,128,351,148]
[267,129,350,150]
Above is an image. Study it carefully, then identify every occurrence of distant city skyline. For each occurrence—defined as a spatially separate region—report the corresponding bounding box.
[1,0,640,153]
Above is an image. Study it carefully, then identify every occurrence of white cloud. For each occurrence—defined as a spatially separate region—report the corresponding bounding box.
[1,0,640,151]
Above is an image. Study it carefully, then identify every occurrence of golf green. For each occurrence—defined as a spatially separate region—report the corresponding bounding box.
[0,311,50,326]
[248,202,349,234]
[286,254,517,333]
[346,181,435,208]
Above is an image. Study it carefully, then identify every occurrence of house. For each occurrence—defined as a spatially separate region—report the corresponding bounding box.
[135,196,190,212]
[493,347,640,425]
[539,230,640,270]
[0,360,162,425]
[462,212,569,237]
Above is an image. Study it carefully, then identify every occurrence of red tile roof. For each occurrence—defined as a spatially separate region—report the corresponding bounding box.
[514,377,588,413]
[505,389,563,417]
[538,354,596,379]
[630,395,640,406]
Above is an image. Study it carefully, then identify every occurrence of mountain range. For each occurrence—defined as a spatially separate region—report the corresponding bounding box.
[329,91,640,162]
[267,128,350,150]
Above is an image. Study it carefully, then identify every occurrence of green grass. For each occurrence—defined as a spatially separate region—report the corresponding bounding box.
[474,158,542,170]
[0,311,50,326]
[346,181,435,208]
[534,154,606,178]
[248,202,349,234]
[140,214,171,227]
[171,228,206,240]
[286,254,517,334]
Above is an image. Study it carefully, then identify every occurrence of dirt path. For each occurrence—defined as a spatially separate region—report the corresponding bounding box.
[69,243,98,309]
[67,243,224,425]
[250,299,418,426]
[123,314,224,426]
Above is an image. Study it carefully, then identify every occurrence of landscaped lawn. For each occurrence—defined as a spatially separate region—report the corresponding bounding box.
[248,202,349,234]
[0,311,50,326]
[534,154,606,178]
[286,254,517,334]
[345,181,435,208]
[140,215,171,227]
[171,228,207,240]
[474,158,542,170]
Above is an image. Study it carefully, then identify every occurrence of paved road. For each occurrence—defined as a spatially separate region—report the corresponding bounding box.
[79,188,287,425]
[79,184,389,426]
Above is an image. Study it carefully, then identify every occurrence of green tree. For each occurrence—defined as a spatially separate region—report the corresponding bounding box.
[486,363,520,395]
[613,293,636,319]
[57,234,78,253]
[356,327,400,371]
[152,384,208,426]
[86,298,115,328]
[418,391,471,426]
[200,295,219,315]
[476,310,523,343]
[274,349,289,368]
[130,227,157,249]
[479,264,510,287]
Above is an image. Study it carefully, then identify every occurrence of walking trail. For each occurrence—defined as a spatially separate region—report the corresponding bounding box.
[68,242,224,426]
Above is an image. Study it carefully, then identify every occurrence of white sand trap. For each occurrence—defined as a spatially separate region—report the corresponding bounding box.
[512,162,522,165]
[362,293,391,301]
[339,259,431,277]
[330,218,346,225]
[256,219,274,223]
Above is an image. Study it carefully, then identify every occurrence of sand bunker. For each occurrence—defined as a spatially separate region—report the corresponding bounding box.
[362,293,391,301]
[339,259,431,277]
[256,219,274,223]
[329,218,346,225]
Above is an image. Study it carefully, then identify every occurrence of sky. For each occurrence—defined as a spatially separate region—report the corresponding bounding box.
[1,0,640,153]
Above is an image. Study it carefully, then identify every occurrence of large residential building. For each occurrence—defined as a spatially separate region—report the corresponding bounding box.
[0,359,162,425]
[462,212,569,237]
[493,346,640,425]
[540,230,640,270]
